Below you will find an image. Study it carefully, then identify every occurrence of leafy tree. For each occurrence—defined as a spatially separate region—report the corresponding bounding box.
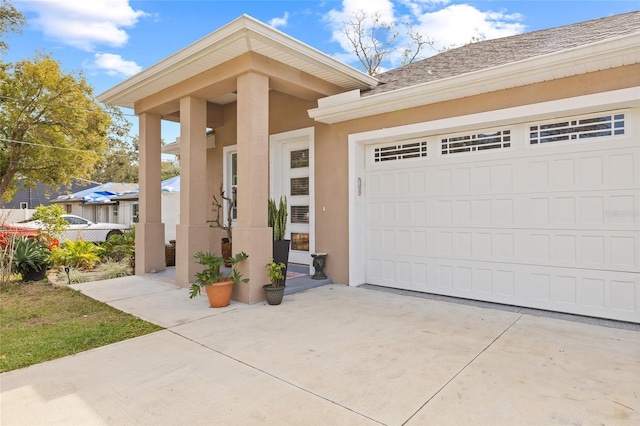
[343,10,434,76]
[0,0,25,54]
[90,108,139,183]
[0,54,111,200]
[91,135,180,184]
[161,158,180,181]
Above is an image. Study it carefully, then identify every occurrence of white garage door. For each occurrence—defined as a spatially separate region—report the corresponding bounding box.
[364,108,639,323]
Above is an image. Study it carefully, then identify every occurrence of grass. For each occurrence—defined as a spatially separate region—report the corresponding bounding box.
[0,279,163,373]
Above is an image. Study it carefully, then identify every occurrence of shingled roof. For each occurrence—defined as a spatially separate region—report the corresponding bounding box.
[363,10,640,96]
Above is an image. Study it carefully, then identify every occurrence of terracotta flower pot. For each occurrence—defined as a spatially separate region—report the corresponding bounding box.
[204,279,234,308]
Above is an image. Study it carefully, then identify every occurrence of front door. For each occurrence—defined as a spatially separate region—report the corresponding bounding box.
[271,128,314,266]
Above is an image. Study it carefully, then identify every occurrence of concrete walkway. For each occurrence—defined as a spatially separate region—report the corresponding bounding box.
[1,276,639,425]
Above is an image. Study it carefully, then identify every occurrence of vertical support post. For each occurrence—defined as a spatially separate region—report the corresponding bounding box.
[233,72,271,303]
[175,96,210,287]
[136,113,166,274]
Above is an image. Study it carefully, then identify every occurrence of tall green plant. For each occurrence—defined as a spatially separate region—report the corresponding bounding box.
[268,196,288,241]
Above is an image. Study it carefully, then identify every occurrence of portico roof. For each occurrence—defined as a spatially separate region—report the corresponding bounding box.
[97,14,378,109]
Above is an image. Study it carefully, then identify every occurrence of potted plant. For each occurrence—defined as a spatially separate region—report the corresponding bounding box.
[268,196,289,280]
[189,250,248,308]
[11,237,51,282]
[263,259,286,305]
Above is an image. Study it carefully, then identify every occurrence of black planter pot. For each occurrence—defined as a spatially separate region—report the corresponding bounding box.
[273,239,290,280]
[263,284,285,305]
[22,266,47,282]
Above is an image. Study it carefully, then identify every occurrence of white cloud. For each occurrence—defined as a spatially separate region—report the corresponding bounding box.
[269,12,290,28]
[324,0,525,71]
[19,0,147,51]
[89,53,142,78]
[412,4,524,52]
[399,0,451,17]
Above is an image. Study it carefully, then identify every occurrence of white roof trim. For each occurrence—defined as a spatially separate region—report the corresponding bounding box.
[309,33,640,124]
[97,15,377,108]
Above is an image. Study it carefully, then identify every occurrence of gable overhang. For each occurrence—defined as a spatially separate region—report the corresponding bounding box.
[308,32,640,124]
[97,15,378,111]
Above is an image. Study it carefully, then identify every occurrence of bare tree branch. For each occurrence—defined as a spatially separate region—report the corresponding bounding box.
[343,10,435,75]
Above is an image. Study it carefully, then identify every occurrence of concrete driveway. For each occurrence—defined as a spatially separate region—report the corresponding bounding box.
[1,276,639,425]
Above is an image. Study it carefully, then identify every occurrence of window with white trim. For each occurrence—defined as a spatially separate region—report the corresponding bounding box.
[529,113,625,145]
[441,129,511,155]
[223,146,238,224]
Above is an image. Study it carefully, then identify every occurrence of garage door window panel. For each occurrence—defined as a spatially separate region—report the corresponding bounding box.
[441,129,511,155]
[374,141,427,162]
[530,113,625,144]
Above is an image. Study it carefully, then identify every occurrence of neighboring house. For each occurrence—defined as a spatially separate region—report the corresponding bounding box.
[0,178,98,209]
[98,12,640,322]
[114,176,181,243]
[51,182,138,225]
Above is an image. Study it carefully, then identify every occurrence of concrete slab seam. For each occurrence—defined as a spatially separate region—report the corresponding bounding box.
[166,329,386,425]
[400,313,525,426]
[163,306,249,329]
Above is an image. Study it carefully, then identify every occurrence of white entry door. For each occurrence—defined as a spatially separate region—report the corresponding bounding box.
[271,128,315,266]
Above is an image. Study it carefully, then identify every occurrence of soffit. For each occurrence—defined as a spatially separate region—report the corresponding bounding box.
[97,15,378,109]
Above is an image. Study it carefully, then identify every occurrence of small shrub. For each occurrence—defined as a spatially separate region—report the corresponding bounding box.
[30,205,68,246]
[97,260,131,279]
[57,267,89,284]
[50,240,103,269]
[1,236,15,285]
[101,228,134,262]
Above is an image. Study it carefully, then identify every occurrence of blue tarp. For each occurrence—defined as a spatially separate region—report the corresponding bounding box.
[55,182,138,204]
[82,191,117,203]
[161,176,180,192]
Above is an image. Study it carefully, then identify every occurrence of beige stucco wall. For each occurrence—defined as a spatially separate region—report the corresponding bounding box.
[205,91,317,255]
[202,63,639,285]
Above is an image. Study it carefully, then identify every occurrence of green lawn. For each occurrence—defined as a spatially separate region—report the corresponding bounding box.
[0,280,163,372]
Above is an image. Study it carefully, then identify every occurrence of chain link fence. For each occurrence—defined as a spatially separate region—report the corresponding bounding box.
[60,228,130,243]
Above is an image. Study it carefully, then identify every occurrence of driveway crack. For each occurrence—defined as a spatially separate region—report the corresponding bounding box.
[402,313,524,425]
[169,329,386,425]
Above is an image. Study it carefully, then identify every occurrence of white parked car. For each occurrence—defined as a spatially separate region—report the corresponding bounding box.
[20,214,129,243]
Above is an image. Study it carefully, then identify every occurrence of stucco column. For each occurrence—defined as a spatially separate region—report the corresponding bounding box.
[233,72,271,304]
[175,96,210,287]
[136,113,165,274]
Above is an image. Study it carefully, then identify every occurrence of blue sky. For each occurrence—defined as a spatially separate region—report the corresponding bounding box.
[6,0,639,144]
